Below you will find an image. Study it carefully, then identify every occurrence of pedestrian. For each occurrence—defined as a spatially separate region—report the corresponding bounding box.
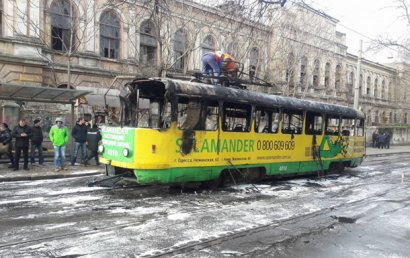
[372,130,378,148]
[49,117,69,171]
[71,117,88,166]
[202,51,238,84]
[384,132,390,149]
[377,133,386,149]
[12,118,32,171]
[86,123,101,165]
[30,118,44,165]
[0,123,15,168]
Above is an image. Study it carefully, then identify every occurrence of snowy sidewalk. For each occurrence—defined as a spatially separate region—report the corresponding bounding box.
[0,163,104,182]
[365,145,410,156]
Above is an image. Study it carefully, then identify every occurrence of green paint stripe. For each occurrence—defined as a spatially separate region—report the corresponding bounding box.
[134,157,364,185]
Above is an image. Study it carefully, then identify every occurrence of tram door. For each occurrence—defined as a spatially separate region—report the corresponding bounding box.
[281,109,304,173]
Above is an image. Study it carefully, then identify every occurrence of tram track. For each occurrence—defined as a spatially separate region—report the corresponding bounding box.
[0,153,408,256]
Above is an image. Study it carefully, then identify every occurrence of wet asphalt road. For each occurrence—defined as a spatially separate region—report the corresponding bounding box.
[0,153,409,257]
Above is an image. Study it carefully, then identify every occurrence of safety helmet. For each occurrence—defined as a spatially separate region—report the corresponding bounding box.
[55,117,64,123]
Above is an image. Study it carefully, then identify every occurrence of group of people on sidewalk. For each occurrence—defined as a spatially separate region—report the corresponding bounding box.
[0,117,101,172]
[371,130,391,149]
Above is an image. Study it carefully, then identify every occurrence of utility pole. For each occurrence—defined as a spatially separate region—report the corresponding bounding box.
[353,40,362,110]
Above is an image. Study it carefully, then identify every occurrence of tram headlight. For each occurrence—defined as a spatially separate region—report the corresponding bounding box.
[122,148,129,157]
[98,144,104,153]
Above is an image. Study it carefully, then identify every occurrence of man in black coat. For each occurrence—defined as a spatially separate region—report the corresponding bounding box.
[30,118,44,165]
[71,117,88,166]
[86,124,102,165]
[0,123,15,168]
[12,118,33,170]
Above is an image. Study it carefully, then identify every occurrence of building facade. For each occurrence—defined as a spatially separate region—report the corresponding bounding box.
[0,0,409,143]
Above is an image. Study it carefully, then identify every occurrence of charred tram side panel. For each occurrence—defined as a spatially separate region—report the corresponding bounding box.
[99,78,366,185]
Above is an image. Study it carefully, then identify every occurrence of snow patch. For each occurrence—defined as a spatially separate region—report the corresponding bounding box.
[167,212,191,220]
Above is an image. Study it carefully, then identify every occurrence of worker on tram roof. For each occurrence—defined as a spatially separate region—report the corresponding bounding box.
[202,51,238,83]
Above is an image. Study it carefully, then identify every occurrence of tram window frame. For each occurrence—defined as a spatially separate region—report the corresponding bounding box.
[254,107,280,134]
[325,115,340,135]
[161,101,172,129]
[222,102,251,132]
[177,97,202,130]
[281,109,303,135]
[203,100,219,131]
[341,117,355,136]
[124,97,163,128]
[305,112,323,135]
[356,118,365,136]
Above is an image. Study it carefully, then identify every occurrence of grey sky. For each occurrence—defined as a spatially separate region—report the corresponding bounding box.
[309,0,407,63]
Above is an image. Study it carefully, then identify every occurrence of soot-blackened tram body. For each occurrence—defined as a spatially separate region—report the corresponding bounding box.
[99,78,366,186]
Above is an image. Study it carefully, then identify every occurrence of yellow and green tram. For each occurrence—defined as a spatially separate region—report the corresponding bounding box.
[99,78,366,186]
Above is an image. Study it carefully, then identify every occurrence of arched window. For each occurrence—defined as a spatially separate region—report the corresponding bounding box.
[286,53,295,85]
[140,20,157,65]
[324,62,330,88]
[312,59,319,87]
[348,71,354,94]
[366,76,371,95]
[348,71,354,85]
[374,78,378,97]
[99,11,120,59]
[173,29,186,70]
[381,80,385,99]
[50,0,76,51]
[249,47,259,80]
[227,42,239,59]
[300,56,307,85]
[201,35,216,56]
[335,64,341,89]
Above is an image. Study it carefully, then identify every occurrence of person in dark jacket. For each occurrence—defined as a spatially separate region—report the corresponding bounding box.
[12,118,33,170]
[377,133,386,149]
[384,132,390,149]
[30,118,44,165]
[71,117,88,166]
[0,123,15,168]
[86,123,102,165]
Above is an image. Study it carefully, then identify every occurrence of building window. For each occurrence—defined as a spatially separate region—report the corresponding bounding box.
[366,76,371,95]
[312,59,319,87]
[300,56,307,85]
[249,47,259,80]
[335,64,341,89]
[50,0,76,52]
[201,35,216,55]
[324,62,330,88]
[359,74,363,96]
[227,42,239,59]
[374,78,378,97]
[348,71,354,85]
[173,29,186,71]
[381,80,385,99]
[140,20,157,65]
[100,11,120,59]
[286,53,295,85]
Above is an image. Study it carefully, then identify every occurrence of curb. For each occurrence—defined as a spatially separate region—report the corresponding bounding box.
[0,171,104,182]
[365,150,410,157]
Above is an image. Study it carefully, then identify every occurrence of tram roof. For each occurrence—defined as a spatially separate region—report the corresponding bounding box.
[131,78,365,119]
